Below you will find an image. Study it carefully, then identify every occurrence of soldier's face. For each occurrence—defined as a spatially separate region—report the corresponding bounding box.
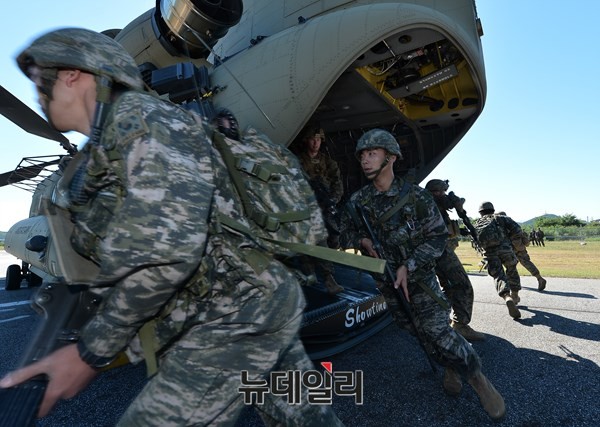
[30,68,89,133]
[28,66,54,118]
[306,135,322,153]
[430,189,446,200]
[359,148,387,178]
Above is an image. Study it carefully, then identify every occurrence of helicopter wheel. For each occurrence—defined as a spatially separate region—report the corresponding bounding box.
[5,264,23,291]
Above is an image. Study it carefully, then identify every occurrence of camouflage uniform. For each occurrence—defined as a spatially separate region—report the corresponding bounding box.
[298,150,344,245]
[431,198,475,326]
[297,136,345,294]
[514,239,541,276]
[339,178,481,377]
[71,91,341,427]
[536,228,545,247]
[298,151,344,207]
[513,231,547,291]
[475,213,523,299]
[17,28,341,426]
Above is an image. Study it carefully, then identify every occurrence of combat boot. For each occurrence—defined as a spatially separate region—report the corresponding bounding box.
[510,290,520,304]
[324,274,344,295]
[503,294,521,319]
[443,368,463,396]
[536,275,547,291]
[467,370,506,420]
[451,321,486,342]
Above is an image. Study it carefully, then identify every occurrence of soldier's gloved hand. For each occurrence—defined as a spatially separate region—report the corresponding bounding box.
[459,227,470,236]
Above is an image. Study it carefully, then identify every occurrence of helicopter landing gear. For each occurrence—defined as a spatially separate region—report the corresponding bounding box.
[5,264,23,291]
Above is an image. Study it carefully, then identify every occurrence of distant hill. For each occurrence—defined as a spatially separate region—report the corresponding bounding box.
[0,214,564,239]
[520,214,559,228]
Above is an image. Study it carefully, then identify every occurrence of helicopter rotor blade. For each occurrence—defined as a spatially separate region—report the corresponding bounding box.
[0,84,76,153]
[0,158,61,188]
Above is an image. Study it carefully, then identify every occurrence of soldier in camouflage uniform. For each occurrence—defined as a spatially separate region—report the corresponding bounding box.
[497,213,547,291]
[475,203,525,319]
[0,28,342,426]
[536,227,546,247]
[529,229,539,246]
[339,129,505,420]
[425,179,485,342]
[297,127,344,294]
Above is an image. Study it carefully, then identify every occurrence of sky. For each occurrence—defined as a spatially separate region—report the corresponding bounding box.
[1,0,599,231]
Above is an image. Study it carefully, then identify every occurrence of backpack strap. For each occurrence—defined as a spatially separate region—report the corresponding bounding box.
[235,157,287,182]
[212,131,310,232]
[138,320,159,377]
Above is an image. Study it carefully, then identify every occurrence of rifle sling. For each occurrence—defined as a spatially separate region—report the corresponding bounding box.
[375,178,411,225]
[351,186,448,309]
[415,277,449,310]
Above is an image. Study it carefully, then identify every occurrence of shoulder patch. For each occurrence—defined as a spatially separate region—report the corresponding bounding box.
[113,108,149,146]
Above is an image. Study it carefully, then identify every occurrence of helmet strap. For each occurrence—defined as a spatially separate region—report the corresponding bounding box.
[365,155,390,180]
[88,74,113,145]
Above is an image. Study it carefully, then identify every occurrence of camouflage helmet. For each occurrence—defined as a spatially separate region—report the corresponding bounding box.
[355,129,402,159]
[479,201,495,213]
[302,126,325,141]
[425,179,449,192]
[16,28,144,90]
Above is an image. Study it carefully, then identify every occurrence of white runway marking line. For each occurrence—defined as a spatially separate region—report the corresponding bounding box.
[0,300,31,308]
[0,315,33,324]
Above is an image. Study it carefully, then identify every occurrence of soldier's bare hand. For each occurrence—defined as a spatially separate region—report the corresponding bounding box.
[394,265,410,302]
[0,344,98,418]
[360,238,378,258]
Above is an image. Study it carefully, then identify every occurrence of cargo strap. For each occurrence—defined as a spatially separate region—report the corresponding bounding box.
[217,213,385,274]
[213,132,310,232]
[139,320,159,377]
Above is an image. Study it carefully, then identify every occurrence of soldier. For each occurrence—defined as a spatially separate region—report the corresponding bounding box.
[297,126,344,294]
[339,129,505,421]
[536,227,546,247]
[425,179,485,341]
[498,214,547,291]
[474,203,524,319]
[0,28,342,426]
[529,229,539,246]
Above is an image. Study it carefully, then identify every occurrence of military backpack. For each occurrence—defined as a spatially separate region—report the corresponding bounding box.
[208,125,385,273]
[474,215,506,248]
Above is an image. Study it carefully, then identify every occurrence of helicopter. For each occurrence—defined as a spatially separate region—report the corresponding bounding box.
[0,0,486,359]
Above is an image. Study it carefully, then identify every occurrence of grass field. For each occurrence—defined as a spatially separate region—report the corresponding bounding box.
[455,240,600,279]
[2,241,599,279]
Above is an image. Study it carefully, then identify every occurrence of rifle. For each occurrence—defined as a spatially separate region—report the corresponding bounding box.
[447,192,484,256]
[0,282,101,427]
[354,203,438,373]
[457,210,484,255]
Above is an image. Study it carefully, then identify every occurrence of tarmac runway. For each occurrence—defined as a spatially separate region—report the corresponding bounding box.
[1,249,599,426]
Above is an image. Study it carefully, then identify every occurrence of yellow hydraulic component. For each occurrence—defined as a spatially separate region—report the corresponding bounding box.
[356,58,478,121]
